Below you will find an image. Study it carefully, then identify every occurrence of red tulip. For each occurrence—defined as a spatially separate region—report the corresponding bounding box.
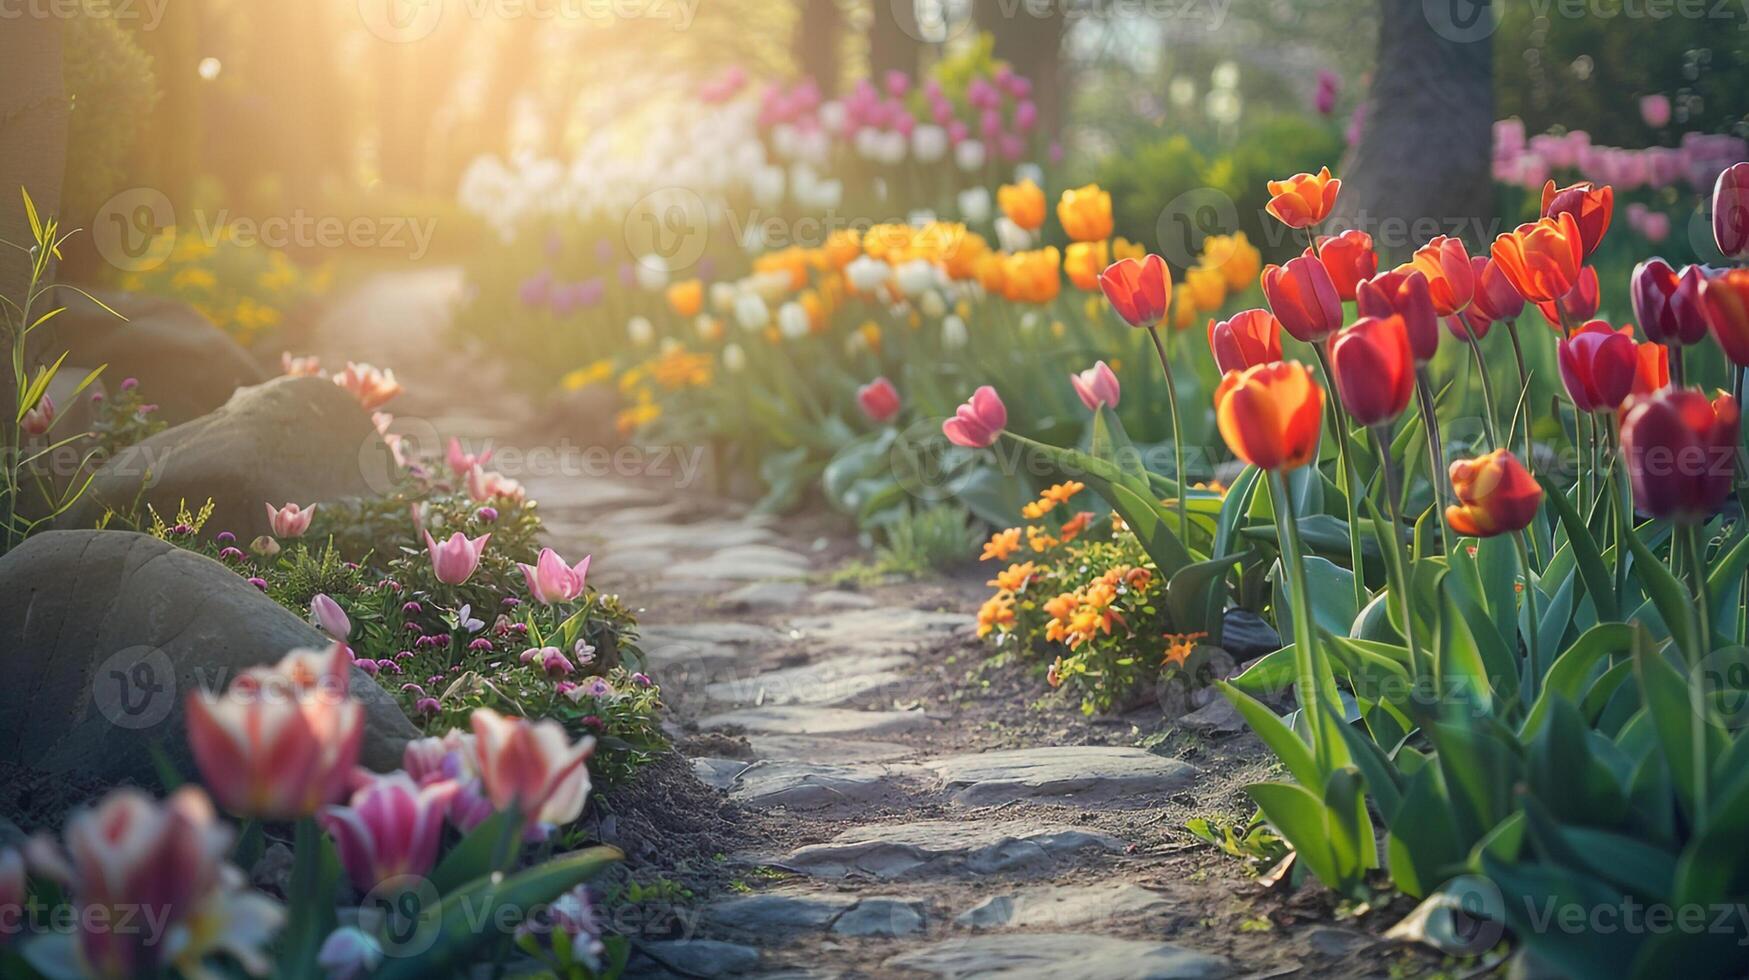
[1446,450,1543,538]
[942,386,1007,448]
[1631,259,1710,347]
[1713,162,1749,259]
[1492,212,1585,304]
[1405,236,1475,316]
[1464,255,1526,335]
[1261,255,1343,343]
[1558,321,1639,412]
[1628,342,1670,403]
[857,376,902,422]
[1213,361,1325,472]
[1069,361,1121,411]
[1541,180,1614,259]
[1307,229,1377,302]
[1356,269,1439,362]
[1208,309,1283,374]
[1330,315,1415,426]
[1535,265,1600,329]
[1620,388,1740,523]
[1700,268,1749,366]
[1099,254,1171,328]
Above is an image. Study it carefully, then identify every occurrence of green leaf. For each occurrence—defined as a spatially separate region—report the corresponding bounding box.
[1166,551,1249,639]
[1386,763,1466,899]
[1247,782,1345,892]
[428,807,524,896]
[1539,474,1618,622]
[1620,518,1694,654]
[281,818,342,979]
[1229,646,1295,697]
[1216,681,1318,788]
[1520,623,1635,737]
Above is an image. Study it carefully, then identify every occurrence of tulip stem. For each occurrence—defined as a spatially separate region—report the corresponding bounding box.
[1415,370,1449,539]
[1513,529,1543,701]
[1458,318,1501,449]
[1504,319,1535,471]
[1310,343,1368,612]
[1373,425,1417,669]
[1685,523,1712,657]
[1145,325,1190,540]
[1268,468,1337,771]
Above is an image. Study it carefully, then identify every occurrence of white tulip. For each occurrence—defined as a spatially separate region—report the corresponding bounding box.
[995,216,1034,253]
[846,255,892,293]
[628,316,655,345]
[710,281,739,313]
[907,209,937,227]
[751,165,785,207]
[919,289,947,319]
[778,301,810,339]
[1019,311,1039,333]
[941,315,968,349]
[734,293,770,331]
[958,187,992,225]
[854,129,882,160]
[894,259,937,299]
[722,343,746,372]
[819,101,847,133]
[748,270,793,302]
[912,124,948,163]
[634,258,669,292]
[1014,162,1045,185]
[955,139,986,172]
[694,314,720,340]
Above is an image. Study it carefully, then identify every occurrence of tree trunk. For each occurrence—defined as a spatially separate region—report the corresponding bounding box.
[0,17,67,306]
[1331,0,1494,261]
[867,0,921,80]
[794,0,844,96]
[977,1,1067,139]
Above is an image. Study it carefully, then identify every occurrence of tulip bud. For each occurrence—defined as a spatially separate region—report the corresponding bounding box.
[1069,361,1121,412]
[310,593,351,641]
[1712,162,1749,260]
[1632,259,1710,347]
[1621,388,1740,523]
[1445,450,1543,537]
[1540,180,1614,259]
[20,393,54,436]
[1330,315,1415,426]
[1264,167,1340,230]
[424,530,490,586]
[942,386,1007,448]
[1308,229,1376,301]
[857,377,902,423]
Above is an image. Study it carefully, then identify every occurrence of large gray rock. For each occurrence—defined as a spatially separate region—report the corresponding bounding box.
[63,375,394,540]
[41,288,269,425]
[0,531,417,826]
[921,747,1200,807]
[955,883,1172,930]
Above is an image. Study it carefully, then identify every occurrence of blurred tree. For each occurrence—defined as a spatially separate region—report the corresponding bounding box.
[868,0,922,78]
[1333,0,1493,259]
[978,0,1067,136]
[795,0,846,95]
[0,17,67,304]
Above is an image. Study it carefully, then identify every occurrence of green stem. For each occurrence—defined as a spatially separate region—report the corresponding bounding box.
[1685,524,1712,659]
[1268,468,1335,769]
[1415,370,1448,537]
[1503,319,1536,473]
[1372,424,1418,678]
[1682,521,1713,828]
[1310,342,1369,613]
[1514,530,1543,702]
[1145,325,1190,540]
[1459,319,1500,449]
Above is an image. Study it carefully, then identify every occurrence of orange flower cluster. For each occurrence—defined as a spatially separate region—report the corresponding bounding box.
[1043,565,1148,650]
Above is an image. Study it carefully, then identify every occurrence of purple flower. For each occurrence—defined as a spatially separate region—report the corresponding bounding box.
[247,577,268,591]
[120,377,138,391]
[414,697,441,717]
[501,596,520,608]
[218,547,244,562]
[356,659,381,677]
[467,637,493,652]
[216,531,236,544]
[402,601,423,614]
[632,672,652,687]
[477,506,498,523]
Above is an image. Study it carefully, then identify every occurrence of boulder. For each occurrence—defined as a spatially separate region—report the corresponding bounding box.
[0,531,417,829]
[62,375,395,540]
[39,288,269,426]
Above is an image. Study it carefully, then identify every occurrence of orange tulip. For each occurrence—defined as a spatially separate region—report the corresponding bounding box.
[1404,236,1474,316]
[824,228,862,269]
[1445,449,1543,538]
[1265,166,1340,230]
[1491,212,1584,304]
[666,279,703,318]
[1214,360,1325,472]
[1099,254,1170,327]
[1064,240,1109,291]
[1329,315,1415,427]
[1003,248,1061,304]
[1628,341,1670,403]
[1701,268,1749,367]
[1541,180,1614,260]
[998,180,1046,231]
[1057,184,1113,242]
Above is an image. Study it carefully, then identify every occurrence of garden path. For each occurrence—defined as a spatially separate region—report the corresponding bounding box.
[320,271,1408,980]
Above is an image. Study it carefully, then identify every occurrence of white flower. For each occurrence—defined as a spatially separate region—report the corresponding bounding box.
[995,216,1033,253]
[709,281,739,313]
[846,255,892,293]
[919,289,947,319]
[958,186,992,225]
[854,128,882,160]
[627,316,655,345]
[907,209,937,227]
[955,139,986,172]
[880,130,908,165]
[941,315,969,349]
[722,343,747,372]
[734,292,770,331]
[740,221,767,253]
[911,124,948,163]
[634,258,669,292]
[694,314,719,339]
[778,301,810,339]
[1014,162,1046,185]
[751,165,785,207]
[819,101,847,133]
[894,258,937,299]
[747,270,793,302]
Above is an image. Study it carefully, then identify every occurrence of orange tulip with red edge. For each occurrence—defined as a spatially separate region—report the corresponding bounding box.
[1214,360,1325,472]
[1208,309,1282,374]
[1700,267,1749,366]
[1099,254,1171,328]
[1621,388,1740,523]
[1541,180,1614,259]
[1330,315,1415,427]
[1445,449,1543,537]
[1309,229,1376,301]
[1064,240,1108,291]
[1405,236,1474,316]
[1265,167,1340,230]
[1491,212,1584,304]
[1057,184,1113,242]
[1627,341,1669,403]
[998,180,1046,231]
[1535,265,1600,330]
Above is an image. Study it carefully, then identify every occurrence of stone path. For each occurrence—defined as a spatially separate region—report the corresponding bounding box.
[318,272,1384,980]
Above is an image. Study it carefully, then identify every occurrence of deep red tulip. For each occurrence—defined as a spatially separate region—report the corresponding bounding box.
[1356,269,1439,362]
[1262,256,1343,344]
[1714,162,1749,260]
[1631,259,1710,347]
[1099,254,1171,328]
[1492,213,1585,304]
[1446,450,1543,538]
[1307,229,1377,302]
[1536,265,1600,330]
[1208,309,1283,375]
[1558,321,1639,412]
[1700,268,1749,366]
[1405,236,1475,316]
[1330,315,1415,426]
[1620,388,1740,523]
[1541,180,1614,259]
[1464,256,1526,335]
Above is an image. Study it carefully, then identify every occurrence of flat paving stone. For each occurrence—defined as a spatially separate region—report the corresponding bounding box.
[719,581,809,610]
[806,589,878,610]
[638,938,762,977]
[700,706,934,737]
[724,760,925,810]
[773,820,1124,880]
[615,522,777,552]
[669,545,811,582]
[954,883,1171,930]
[785,607,975,653]
[692,757,752,790]
[645,622,790,646]
[704,653,913,707]
[885,934,1228,979]
[748,735,914,764]
[705,890,858,936]
[921,746,1199,807]
[831,897,926,937]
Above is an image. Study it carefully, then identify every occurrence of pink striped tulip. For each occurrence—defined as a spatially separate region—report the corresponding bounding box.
[466,466,525,504]
[425,530,490,585]
[471,709,596,833]
[184,644,363,819]
[518,547,591,604]
[319,772,460,893]
[310,593,351,641]
[265,501,315,538]
[942,386,1007,448]
[1069,361,1121,412]
[332,362,402,411]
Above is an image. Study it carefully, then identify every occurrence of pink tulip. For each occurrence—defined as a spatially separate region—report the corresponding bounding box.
[517,547,591,604]
[403,730,496,833]
[425,530,490,585]
[184,644,363,819]
[0,847,22,946]
[318,772,460,893]
[446,438,493,477]
[281,352,322,377]
[265,501,315,538]
[856,377,901,423]
[471,709,596,833]
[310,593,351,641]
[942,386,1007,448]
[23,786,281,977]
[332,362,402,410]
[466,466,525,503]
[20,394,54,436]
[1640,94,1672,129]
[1069,361,1121,412]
